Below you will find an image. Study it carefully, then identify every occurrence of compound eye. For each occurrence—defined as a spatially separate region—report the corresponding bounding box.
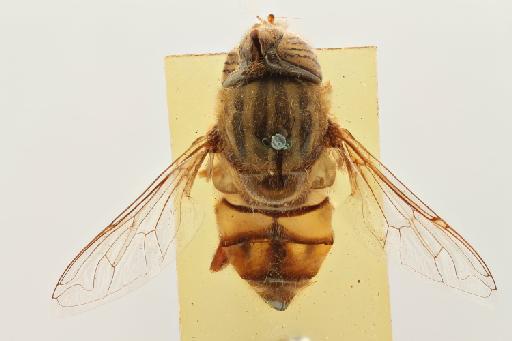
[276,33,322,80]
[221,48,240,85]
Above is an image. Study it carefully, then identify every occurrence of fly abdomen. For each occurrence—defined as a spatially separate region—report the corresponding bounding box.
[210,197,334,311]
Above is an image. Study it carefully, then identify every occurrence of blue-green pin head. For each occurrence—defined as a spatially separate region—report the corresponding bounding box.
[270,133,290,151]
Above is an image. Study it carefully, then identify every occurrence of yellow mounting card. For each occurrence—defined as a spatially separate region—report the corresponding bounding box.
[165,47,392,341]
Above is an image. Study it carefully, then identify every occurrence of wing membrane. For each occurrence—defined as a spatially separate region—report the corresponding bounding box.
[52,133,213,309]
[333,125,496,297]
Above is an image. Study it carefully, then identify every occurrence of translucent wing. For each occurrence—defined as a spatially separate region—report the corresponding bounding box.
[329,123,496,297]
[52,131,216,309]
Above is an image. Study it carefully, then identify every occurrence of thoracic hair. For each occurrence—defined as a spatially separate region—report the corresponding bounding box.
[217,78,332,175]
[212,77,333,206]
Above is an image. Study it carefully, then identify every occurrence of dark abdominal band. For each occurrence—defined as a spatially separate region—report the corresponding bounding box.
[221,197,329,218]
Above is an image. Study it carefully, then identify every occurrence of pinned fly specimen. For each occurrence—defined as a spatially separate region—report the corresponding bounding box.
[52,15,496,311]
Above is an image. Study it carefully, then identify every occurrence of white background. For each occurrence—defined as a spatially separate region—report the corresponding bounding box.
[1,0,510,340]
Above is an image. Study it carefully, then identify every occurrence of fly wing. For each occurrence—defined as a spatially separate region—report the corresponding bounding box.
[52,133,214,309]
[329,123,496,297]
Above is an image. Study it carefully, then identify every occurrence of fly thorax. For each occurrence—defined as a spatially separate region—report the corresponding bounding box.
[216,79,331,204]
